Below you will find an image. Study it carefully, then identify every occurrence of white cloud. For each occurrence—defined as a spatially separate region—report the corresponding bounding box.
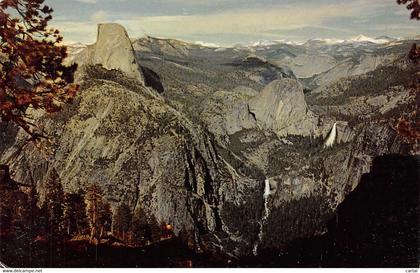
[50,21,97,44]
[116,3,360,38]
[91,10,108,22]
[75,0,97,3]
[49,0,419,45]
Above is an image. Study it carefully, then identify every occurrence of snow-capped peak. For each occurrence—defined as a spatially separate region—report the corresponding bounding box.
[251,40,278,47]
[235,39,304,49]
[194,41,221,48]
[307,35,393,45]
[234,40,278,48]
[347,35,390,44]
[308,38,346,45]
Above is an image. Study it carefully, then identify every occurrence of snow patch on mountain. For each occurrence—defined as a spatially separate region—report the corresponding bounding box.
[236,35,396,49]
[194,41,222,48]
[348,34,392,44]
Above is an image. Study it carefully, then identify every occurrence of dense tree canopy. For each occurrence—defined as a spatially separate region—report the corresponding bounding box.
[0,0,78,140]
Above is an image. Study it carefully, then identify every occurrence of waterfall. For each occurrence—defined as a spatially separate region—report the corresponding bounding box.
[253,179,271,256]
[324,122,337,148]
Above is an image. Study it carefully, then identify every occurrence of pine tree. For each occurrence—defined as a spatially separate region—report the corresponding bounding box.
[62,192,88,236]
[130,209,151,246]
[44,169,64,238]
[129,209,163,246]
[0,0,78,139]
[27,174,41,235]
[21,177,41,250]
[397,0,420,20]
[62,193,73,236]
[42,168,65,266]
[99,202,112,239]
[113,204,132,241]
[85,183,112,244]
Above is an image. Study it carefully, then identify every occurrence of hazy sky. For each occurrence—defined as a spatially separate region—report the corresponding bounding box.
[45,0,419,45]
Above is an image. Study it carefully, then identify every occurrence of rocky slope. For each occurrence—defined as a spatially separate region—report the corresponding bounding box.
[67,23,144,83]
[1,24,416,259]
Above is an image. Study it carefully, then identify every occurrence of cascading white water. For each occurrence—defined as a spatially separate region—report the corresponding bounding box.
[263,179,271,197]
[324,122,337,148]
[253,179,271,256]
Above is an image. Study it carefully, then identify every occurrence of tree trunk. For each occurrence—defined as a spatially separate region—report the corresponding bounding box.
[90,226,96,244]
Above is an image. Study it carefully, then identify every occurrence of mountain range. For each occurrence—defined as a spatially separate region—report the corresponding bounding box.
[1,23,418,266]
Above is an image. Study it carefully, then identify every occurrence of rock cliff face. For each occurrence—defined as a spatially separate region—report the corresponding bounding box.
[190,78,319,142]
[200,87,257,139]
[3,67,263,256]
[1,25,414,259]
[248,79,318,136]
[68,23,144,83]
